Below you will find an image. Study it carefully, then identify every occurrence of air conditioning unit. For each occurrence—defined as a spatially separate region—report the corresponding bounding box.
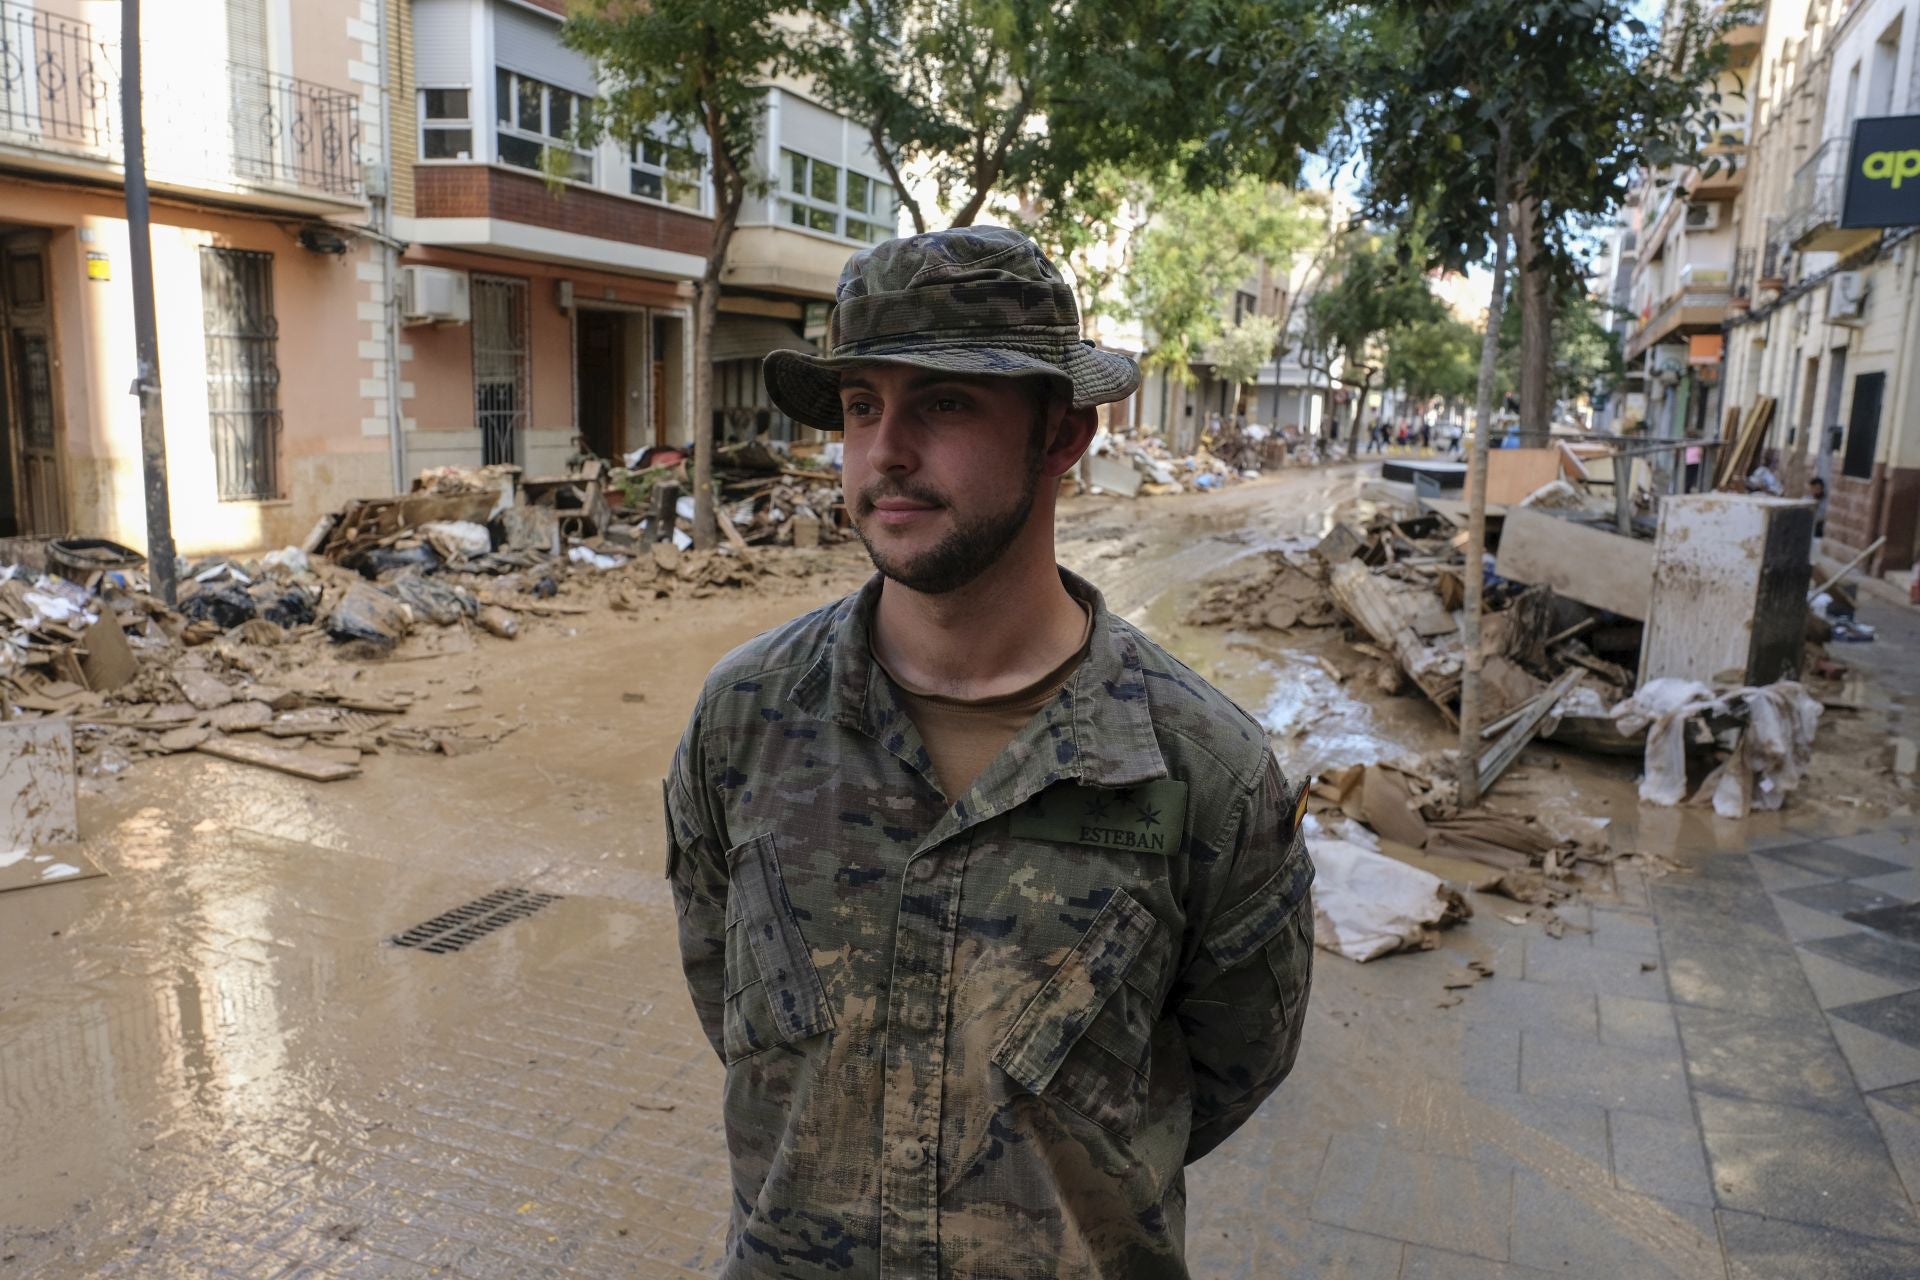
[399,265,471,325]
[1827,271,1869,325]
[1683,202,1722,232]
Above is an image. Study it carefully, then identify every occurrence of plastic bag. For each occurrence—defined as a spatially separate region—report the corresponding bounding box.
[180,583,257,629]
[386,573,476,627]
[327,581,411,650]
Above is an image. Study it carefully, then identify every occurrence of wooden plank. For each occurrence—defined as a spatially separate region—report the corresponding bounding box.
[196,736,362,782]
[714,506,755,560]
[1477,668,1583,797]
[1467,448,1564,506]
[1493,507,1652,620]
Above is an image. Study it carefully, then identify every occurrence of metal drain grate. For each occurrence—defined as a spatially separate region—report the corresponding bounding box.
[391,887,562,954]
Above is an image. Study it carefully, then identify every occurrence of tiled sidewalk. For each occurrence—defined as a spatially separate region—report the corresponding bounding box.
[1187,818,1920,1279]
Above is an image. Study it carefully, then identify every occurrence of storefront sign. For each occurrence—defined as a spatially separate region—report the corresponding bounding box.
[1843,114,1920,228]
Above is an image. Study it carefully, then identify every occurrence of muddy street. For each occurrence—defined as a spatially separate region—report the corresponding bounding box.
[4,465,1918,1279]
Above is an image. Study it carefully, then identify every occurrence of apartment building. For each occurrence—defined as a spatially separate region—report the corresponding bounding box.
[0,0,393,552]
[391,0,898,468]
[1721,0,1920,573]
[1621,10,1761,458]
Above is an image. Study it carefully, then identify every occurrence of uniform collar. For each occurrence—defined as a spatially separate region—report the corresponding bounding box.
[789,566,1167,792]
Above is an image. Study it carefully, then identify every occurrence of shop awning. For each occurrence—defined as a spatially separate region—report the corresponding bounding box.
[711,315,815,363]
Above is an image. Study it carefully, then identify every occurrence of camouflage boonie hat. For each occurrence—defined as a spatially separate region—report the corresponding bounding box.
[763,226,1141,430]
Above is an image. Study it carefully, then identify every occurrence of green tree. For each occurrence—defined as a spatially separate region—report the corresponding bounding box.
[804,0,1345,230]
[563,0,797,549]
[1386,312,1480,410]
[1208,314,1284,410]
[1129,174,1317,388]
[1351,1,1731,447]
[1495,282,1624,412]
[1300,227,1445,442]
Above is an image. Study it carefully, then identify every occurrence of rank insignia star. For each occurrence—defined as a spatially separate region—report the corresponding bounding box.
[1082,793,1112,821]
[1134,802,1162,830]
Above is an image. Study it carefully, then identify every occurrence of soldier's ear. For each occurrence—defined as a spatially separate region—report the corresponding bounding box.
[1042,404,1099,478]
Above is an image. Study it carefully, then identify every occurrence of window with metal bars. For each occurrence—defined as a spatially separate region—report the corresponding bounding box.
[198,246,283,501]
[471,275,529,466]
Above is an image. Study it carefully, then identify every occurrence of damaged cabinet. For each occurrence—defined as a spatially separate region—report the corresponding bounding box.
[1640,495,1815,688]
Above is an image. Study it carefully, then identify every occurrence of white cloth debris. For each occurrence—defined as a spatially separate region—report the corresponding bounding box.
[417,521,492,560]
[1305,815,1458,962]
[1611,678,1823,815]
[1700,682,1824,818]
[567,546,626,571]
[260,546,311,574]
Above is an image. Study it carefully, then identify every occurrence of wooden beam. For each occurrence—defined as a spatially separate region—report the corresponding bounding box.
[1476,668,1583,798]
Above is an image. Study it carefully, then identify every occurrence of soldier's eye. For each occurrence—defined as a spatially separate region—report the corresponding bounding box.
[930,397,966,413]
[844,398,876,417]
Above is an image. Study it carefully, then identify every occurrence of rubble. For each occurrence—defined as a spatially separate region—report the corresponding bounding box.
[1080,423,1285,498]
[0,452,849,786]
[1184,475,1858,953]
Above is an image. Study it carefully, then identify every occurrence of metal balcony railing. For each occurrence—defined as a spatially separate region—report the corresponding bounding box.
[1759,214,1788,283]
[1732,246,1757,302]
[0,0,360,199]
[0,2,118,154]
[1784,135,1849,247]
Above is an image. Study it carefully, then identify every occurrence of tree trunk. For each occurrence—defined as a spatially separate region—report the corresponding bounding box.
[1458,132,1514,810]
[1514,193,1553,447]
[691,117,746,552]
[1349,366,1374,454]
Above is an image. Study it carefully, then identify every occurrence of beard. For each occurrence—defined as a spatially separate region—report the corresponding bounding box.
[852,436,1045,596]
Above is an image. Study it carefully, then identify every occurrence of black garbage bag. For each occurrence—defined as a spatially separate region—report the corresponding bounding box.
[387,573,476,627]
[180,583,257,629]
[349,543,442,580]
[327,581,410,651]
[252,581,319,628]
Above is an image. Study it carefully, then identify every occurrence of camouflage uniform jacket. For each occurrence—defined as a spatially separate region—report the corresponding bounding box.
[664,569,1314,1279]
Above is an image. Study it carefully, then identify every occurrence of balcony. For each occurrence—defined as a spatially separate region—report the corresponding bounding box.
[1625,282,1733,360]
[0,1,361,207]
[1785,135,1879,254]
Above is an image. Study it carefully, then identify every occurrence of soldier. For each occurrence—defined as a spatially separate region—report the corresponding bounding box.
[664,226,1314,1278]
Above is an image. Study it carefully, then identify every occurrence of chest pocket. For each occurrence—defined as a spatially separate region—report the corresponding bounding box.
[723,833,834,1064]
[992,887,1170,1140]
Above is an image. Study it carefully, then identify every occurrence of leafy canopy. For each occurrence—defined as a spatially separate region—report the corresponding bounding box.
[1129,173,1320,384]
[804,0,1347,230]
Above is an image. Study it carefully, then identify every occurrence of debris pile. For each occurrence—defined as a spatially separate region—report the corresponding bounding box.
[1081,428,1263,498]
[1185,485,1853,960]
[0,459,849,786]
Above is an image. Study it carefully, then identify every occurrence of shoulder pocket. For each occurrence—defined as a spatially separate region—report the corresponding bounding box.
[722,833,834,1063]
[992,887,1170,1140]
[1204,834,1314,972]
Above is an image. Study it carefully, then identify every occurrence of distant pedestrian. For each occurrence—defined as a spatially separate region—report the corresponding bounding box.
[1808,476,1828,537]
[1419,422,1431,450]
[669,226,1314,1278]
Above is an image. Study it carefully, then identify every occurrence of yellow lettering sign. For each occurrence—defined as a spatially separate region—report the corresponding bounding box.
[1862,149,1920,188]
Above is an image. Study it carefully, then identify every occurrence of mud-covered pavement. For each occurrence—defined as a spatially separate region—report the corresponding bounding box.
[4,466,1919,1278]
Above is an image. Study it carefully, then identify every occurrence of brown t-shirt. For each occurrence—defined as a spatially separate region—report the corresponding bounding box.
[876,605,1093,800]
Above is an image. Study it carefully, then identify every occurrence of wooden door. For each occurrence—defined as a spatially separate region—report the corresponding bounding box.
[0,234,66,536]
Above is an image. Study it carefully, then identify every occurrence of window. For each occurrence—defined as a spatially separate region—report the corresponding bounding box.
[843,169,898,243]
[630,136,704,210]
[420,88,472,160]
[494,69,592,181]
[1870,19,1902,118]
[781,148,895,242]
[199,247,282,501]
